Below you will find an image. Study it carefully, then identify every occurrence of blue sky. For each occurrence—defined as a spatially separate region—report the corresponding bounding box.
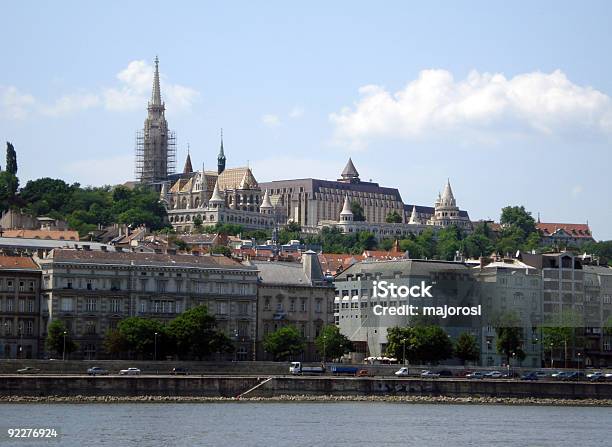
[2,1,611,239]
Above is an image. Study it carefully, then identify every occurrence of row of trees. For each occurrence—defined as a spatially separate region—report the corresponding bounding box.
[46,306,234,360]
[262,325,353,361]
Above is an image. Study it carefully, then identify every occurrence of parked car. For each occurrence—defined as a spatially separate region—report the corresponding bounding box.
[16,367,41,374]
[119,367,141,375]
[484,371,503,379]
[466,371,486,379]
[87,366,109,376]
[502,371,520,378]
[395,367,410,377]
[420,370,440,378]
[438,370,453,378]
[356,369,370,377]
[520,371,539,381]
[605,373,612,382]
[551,371,572,380]
[566,371,586,381]
[586,371,605,382]
[535,371,550,379]
[171,367,189,376]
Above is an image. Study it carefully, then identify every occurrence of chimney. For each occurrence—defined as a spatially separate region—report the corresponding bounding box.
[302,250,324,284]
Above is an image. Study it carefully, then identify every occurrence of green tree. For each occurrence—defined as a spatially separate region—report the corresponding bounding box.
[192,215,203,231]
[385,211,402,223]
[494,312,525,365]
[541,310,583,367]
[399,238,424,259]
[350,200,366,221]
[315,325,353,361]
[210,245,231,256]
[167,305,232,359]
[45,320,77,357]
[500,205,537,237]
[103,329,128,357]
[0,172,18,211]
[263,325,305,361]
[116,317,167,359]
[454,332,480,365]
[6,141,17,175]
[386,325,453,365]
[416,228,436,259]
[463,222,495,258]
[436,225,462,260]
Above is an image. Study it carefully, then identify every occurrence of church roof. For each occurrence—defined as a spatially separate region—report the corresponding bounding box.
[217,167,258,191]
[341,158,359,178]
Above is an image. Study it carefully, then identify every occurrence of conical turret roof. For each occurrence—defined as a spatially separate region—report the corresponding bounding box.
[341,158,359,179]
[260,189,273,209]
[183,152,193,174]
[209,180,224,203]
[440,179,456,206]
[340,195,353,216]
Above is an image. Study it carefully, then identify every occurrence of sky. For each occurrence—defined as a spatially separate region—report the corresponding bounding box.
[1,1,611,239]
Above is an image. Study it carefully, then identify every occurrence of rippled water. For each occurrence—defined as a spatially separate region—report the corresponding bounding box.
[1,402,610,446]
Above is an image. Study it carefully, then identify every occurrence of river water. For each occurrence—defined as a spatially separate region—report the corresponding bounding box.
[0,402,610,446]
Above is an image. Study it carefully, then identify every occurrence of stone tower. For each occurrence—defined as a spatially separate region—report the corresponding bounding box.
[135,56,176,185]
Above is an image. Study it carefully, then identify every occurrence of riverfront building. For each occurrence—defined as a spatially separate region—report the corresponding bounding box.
[249,251,335,361]
[0,256,42,359]
[36,249,258,360]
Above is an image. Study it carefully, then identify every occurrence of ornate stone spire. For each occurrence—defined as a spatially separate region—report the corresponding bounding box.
[217,128,226,174]
[151,56,162,107]
[183,147,193,174]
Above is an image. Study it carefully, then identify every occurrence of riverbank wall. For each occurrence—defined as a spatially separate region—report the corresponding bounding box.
[1,376,612,400]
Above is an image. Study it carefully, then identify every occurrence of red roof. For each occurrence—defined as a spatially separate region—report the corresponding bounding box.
[537,223,593,238]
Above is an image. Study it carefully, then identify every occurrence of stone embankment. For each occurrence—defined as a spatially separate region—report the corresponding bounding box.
[2,394,612,406]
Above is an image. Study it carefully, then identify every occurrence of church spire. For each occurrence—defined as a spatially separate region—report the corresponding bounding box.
[151,56,162,107]
[217,128,226,174]
[183,146,193,174]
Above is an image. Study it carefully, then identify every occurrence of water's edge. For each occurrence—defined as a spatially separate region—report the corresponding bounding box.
[2,395,612,406]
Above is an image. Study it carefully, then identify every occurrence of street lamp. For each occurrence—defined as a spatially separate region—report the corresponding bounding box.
[154,332,158,361]
[402,339,407,366]
[322,334,327,365]
[550,343,554,369]
[62,331,67,361]
[577,352,582,371]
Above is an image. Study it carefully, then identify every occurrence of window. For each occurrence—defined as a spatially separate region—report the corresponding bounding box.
[86,281,93,290]
[301,300,307,312]
[140,279,148,291]
[217,302,227,315]
[157,280,167,293]
[289,299,296,312]
[264,298,271,311]
[111,299,121,313]
[19,281,25,292]
[18,299,25,312]
[27,300,34,313]
[86,298,97,312]
[6,299,13,312]
[315,300,322,313]
[238,302,249,315]
[26,320,33,335]
[28,281,35,292]
[140,301,147,313]
[60,298,74,312]
[276,300,283,311]
[4,320,11,335]
[7,280,14,291]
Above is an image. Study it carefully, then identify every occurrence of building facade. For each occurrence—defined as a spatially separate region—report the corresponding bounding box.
[334,259,478,360]
[250,251,335,361]
[0,256,42,359]
[36,249,258,360]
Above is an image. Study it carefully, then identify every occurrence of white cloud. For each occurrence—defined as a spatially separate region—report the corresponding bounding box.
[41,92,101,117]
[289,106,304,119]
[261,114,281,127]
[104,59,199,112]
[330,69,612,148]
[0,59,199,119]
[0,86,36,119]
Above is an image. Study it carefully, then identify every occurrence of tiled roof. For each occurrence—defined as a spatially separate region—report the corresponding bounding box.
[48,249,253,270]
[0,255,39,270]
[2,229,80,241]
[537,223,593,238]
